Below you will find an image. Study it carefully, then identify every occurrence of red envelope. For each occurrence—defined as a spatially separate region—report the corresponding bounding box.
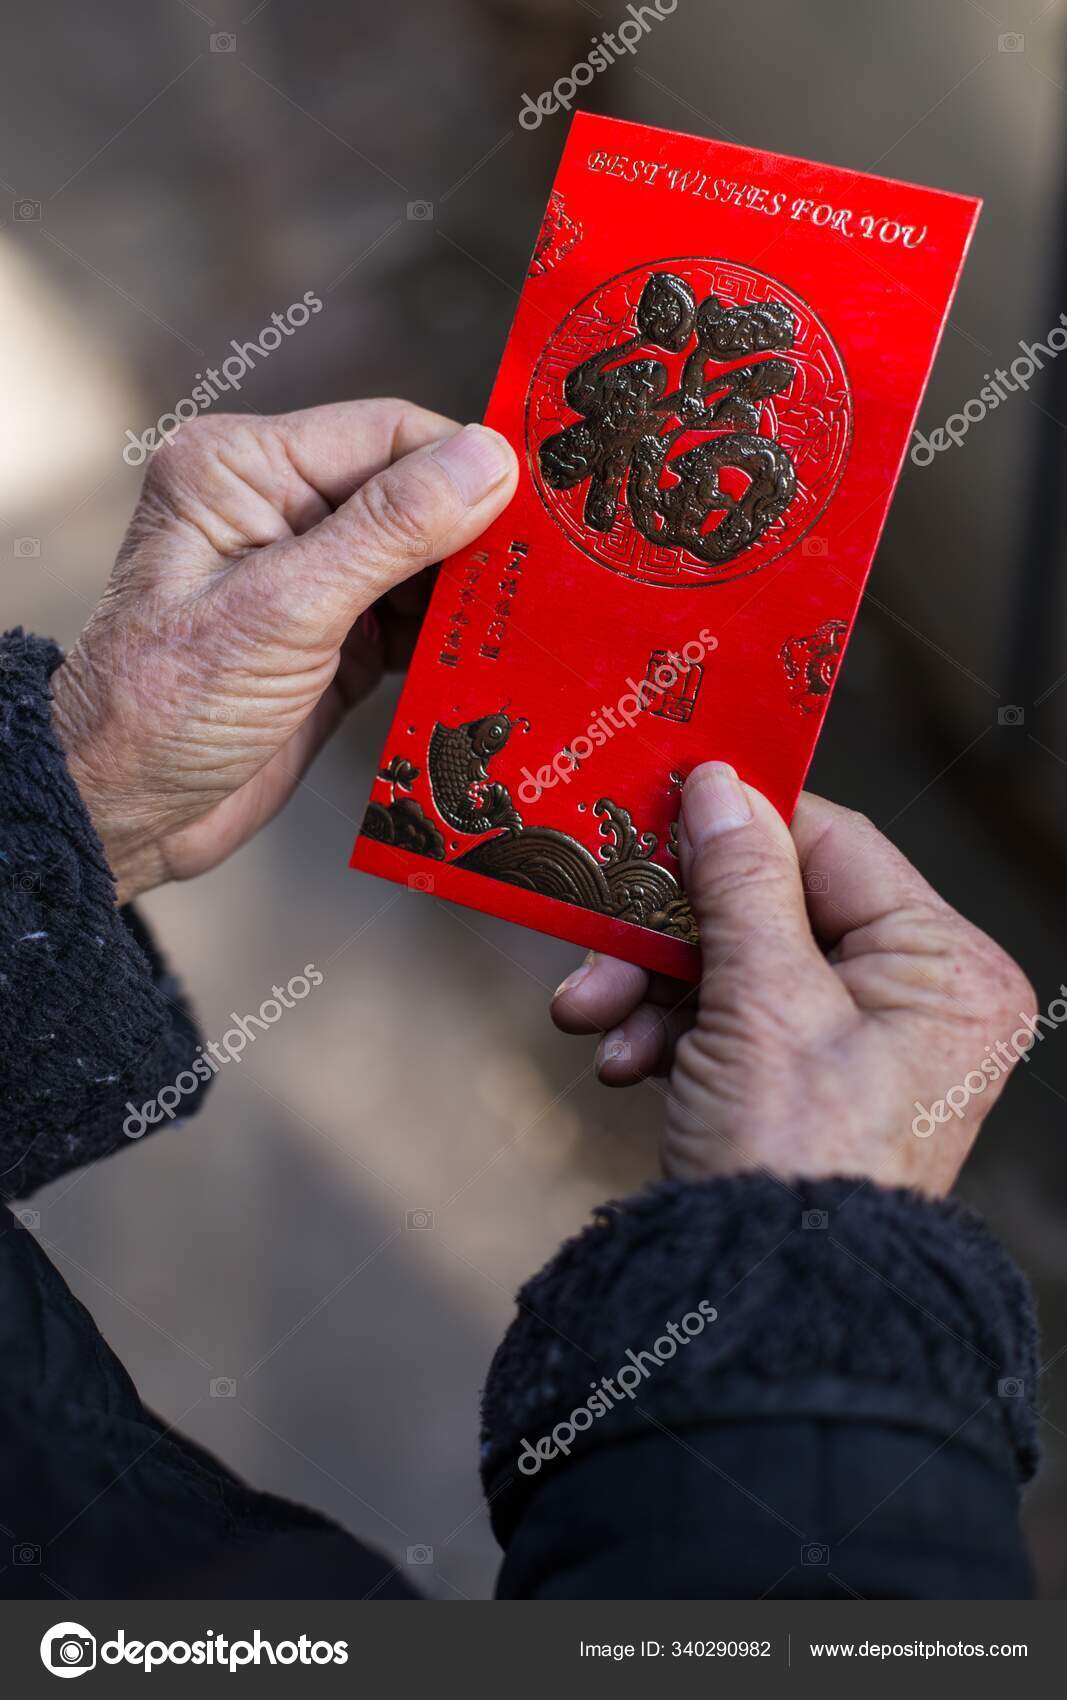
[352,112,980,980]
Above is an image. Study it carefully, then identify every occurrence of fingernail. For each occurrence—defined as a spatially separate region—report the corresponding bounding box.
[431,424,514,506]
[596,1028,629,1072]
[554,956,594,1000]
[683,763,752,847]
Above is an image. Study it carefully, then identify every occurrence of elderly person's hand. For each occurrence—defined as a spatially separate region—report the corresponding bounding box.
[552,764,1037,1196]
[51,402,517,903]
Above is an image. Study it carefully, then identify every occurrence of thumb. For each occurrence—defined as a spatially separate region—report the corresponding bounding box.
[244,424,518,650]
[679,763,829,1009]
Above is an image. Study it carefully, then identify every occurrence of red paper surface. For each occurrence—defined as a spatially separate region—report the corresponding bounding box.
[352,112,980,979]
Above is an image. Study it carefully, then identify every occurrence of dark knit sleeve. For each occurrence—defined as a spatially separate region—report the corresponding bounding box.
[0,629,211,1198]
[481,1174,1039,1597]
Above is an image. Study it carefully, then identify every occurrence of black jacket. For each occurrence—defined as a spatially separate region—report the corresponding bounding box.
[0,629,1040,1599]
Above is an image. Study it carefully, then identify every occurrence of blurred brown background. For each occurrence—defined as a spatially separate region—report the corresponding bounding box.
[2,0,1066,1598]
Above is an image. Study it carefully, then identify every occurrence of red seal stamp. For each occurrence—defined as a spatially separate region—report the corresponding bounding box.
[780,618,849,711]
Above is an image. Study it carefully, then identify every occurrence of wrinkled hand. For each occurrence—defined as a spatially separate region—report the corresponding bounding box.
[552,763,1036,1195]
[51,402,517,903]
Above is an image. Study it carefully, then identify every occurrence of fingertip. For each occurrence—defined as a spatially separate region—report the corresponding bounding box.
[593,1004,680,1086]
[550,958,600,1034]
[429,424,517,508]
[681,764,785,834]
[595,1027,637,1087]
[550,952,649,1035]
